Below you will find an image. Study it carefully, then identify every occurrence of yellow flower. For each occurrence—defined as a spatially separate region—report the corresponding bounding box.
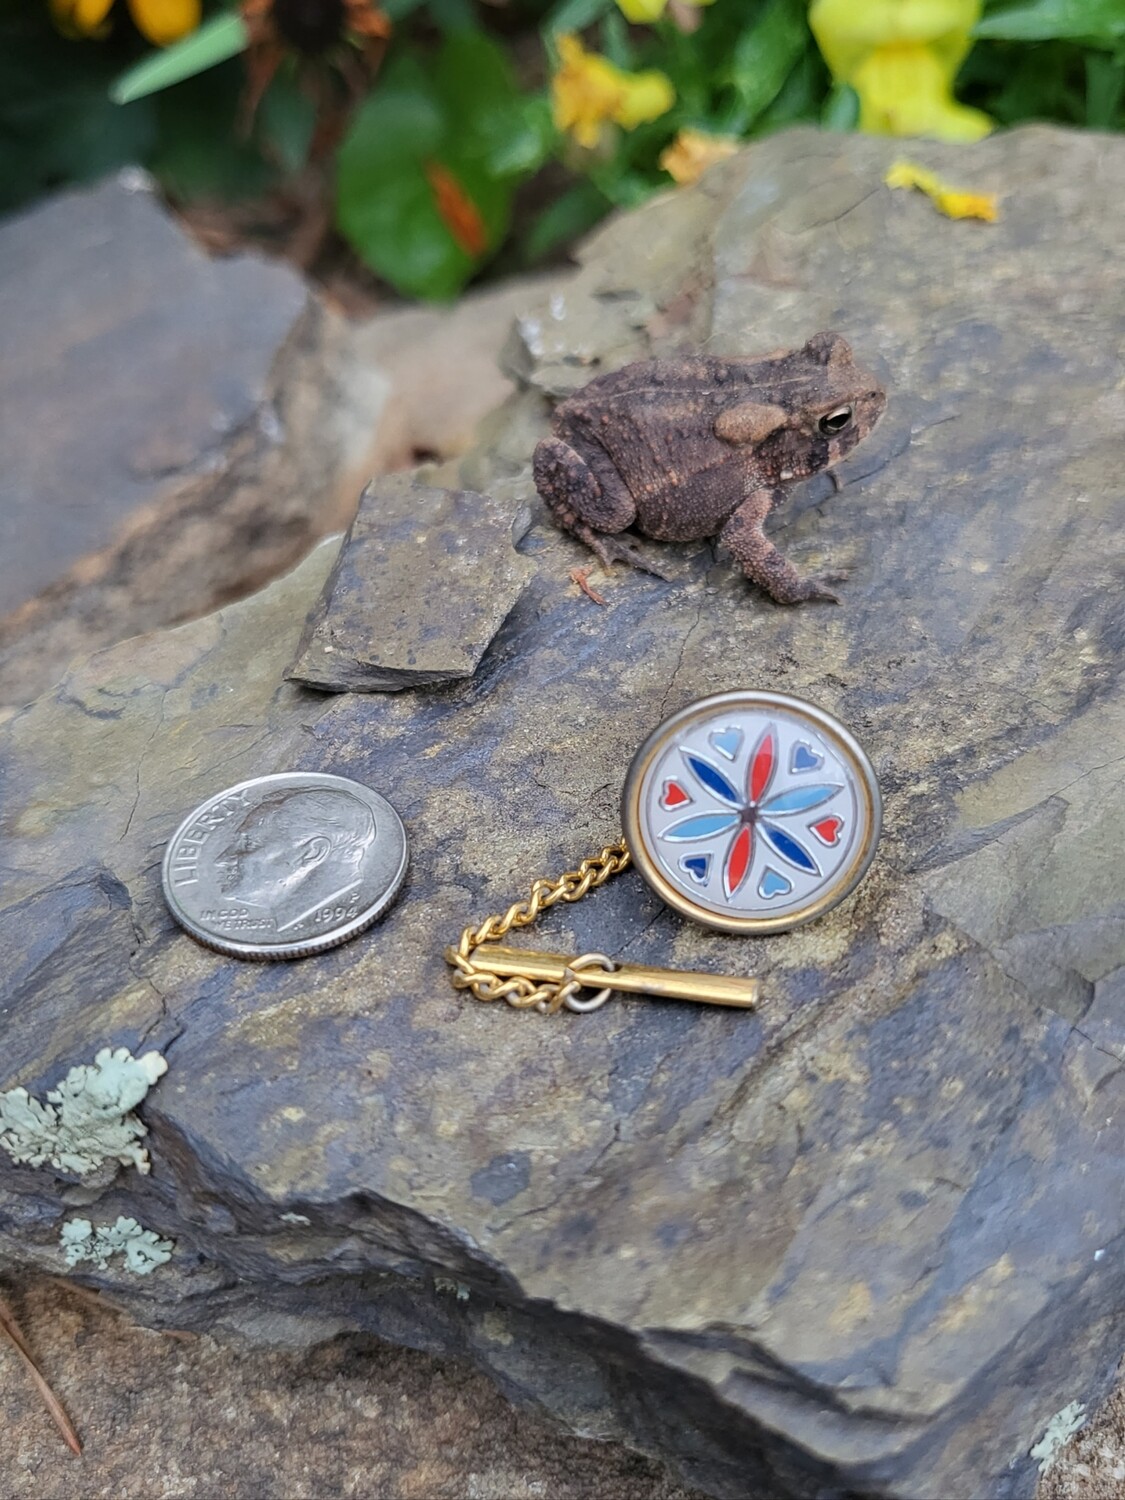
[616,0,668,18]
[551,33,675,150]
[51,0,200,46]
[809,0,992,142]
[659,128,740,185]
[885,159,997,220]
[614,0,713,22]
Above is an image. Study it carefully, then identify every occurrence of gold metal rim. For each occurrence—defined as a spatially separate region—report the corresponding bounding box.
[620,690,882,936]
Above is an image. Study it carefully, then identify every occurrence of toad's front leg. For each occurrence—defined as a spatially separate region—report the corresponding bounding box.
[720,488,846,604]
[533,436,667,577]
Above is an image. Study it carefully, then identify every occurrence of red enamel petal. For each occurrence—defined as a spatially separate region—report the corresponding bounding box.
[749,725,777,803]
[724,825,753,897]
[662,780,690,808]
[811,815,843,846]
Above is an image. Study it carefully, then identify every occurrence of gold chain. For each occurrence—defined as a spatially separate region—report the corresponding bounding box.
[444,841,631,1014]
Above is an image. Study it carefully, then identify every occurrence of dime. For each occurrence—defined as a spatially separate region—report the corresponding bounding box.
[622,691,881,935]
[162,772,408,960]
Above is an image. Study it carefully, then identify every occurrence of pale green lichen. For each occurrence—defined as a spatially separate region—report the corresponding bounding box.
[1030,1401,1086,1473]
[60,1216,174,1274]
[434,1275,470,1301]
[0,1047,168,1175]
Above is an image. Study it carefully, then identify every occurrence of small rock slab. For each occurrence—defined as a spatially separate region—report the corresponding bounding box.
[287,474,535,692]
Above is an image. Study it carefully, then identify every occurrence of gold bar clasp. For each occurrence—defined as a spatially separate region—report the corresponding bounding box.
[474,945,760,1012]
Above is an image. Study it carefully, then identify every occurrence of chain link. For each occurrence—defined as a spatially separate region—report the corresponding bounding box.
[444,841,631,1014]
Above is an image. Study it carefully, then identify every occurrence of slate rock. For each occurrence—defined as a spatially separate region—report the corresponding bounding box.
[0,172,384,713]
[287,474,535,692]
[1,126,1124,1500]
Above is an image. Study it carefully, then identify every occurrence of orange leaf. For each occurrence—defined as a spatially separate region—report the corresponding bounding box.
[425,162,488,259]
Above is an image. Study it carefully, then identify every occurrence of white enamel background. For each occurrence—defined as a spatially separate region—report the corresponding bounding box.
[637,706,866,923]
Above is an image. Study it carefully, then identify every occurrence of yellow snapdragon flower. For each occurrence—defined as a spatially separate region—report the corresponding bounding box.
[551,33,675,150]
[52,0,201,45]
[660,128,740,185]
[809,0,992,142]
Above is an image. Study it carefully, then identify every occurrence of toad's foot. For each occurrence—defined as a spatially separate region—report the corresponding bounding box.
[791,569,849,604]
[721,490,847,605]
[585,532,670,581]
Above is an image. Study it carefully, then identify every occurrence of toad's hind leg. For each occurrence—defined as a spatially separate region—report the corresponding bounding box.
[721,488,845,604]
[533,437,666,577]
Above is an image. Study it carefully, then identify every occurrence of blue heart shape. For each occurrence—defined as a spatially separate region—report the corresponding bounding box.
[790,742,823,773]
[758,867,792,899]
[680,854,710,885]
[709,727,742,761]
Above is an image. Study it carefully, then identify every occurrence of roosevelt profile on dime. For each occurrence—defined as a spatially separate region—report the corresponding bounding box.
[213,785,378,933]
[163,771,408,959]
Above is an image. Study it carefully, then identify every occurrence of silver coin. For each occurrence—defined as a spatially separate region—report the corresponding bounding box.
[162,772,408,960]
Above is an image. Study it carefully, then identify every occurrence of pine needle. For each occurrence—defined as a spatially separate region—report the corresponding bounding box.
[0,1293,82,1456]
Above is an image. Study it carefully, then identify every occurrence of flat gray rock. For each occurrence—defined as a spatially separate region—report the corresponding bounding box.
[287,475,535,691]
[0,173,305,616]
[0,173,385,712]
[1,126,1123,1500]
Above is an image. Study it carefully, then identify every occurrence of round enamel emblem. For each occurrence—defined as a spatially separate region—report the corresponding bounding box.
[621,691,881,935]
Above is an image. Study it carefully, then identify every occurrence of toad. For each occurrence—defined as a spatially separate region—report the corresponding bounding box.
[533,333,886,603]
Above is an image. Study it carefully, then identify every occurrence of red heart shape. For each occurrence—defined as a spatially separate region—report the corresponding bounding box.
[661,780,690,809]
[811,816,843,846]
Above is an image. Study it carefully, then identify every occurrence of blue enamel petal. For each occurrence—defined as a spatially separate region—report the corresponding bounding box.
[761,822,820,873]
[760,783,842,816]
[661,812,739,842]
[681,751,740,805]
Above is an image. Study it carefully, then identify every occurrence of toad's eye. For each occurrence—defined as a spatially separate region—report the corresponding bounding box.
[818,406,852,435]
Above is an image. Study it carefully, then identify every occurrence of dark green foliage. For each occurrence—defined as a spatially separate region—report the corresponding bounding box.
[335,31,551,298]
[0,9,156,213]
[1,0,1121,298]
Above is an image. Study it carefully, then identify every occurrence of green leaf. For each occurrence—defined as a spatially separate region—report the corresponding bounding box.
[755,43,826,131]
[821,81,859,130]
[543,0,613,43]
[521,179,610,264]
[600,8,635,71]
[336,52,519,299]
[433,29,542,176]
[727,0,810,123]
[487,96,555,178]
[1086,49,1125,123]
[110,13,248,105]
[974,0,1125,44]
[588,160,660,208]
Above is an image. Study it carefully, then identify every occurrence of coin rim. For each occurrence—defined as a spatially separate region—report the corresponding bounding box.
[161,771,408,961]
[621,690,881,935]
